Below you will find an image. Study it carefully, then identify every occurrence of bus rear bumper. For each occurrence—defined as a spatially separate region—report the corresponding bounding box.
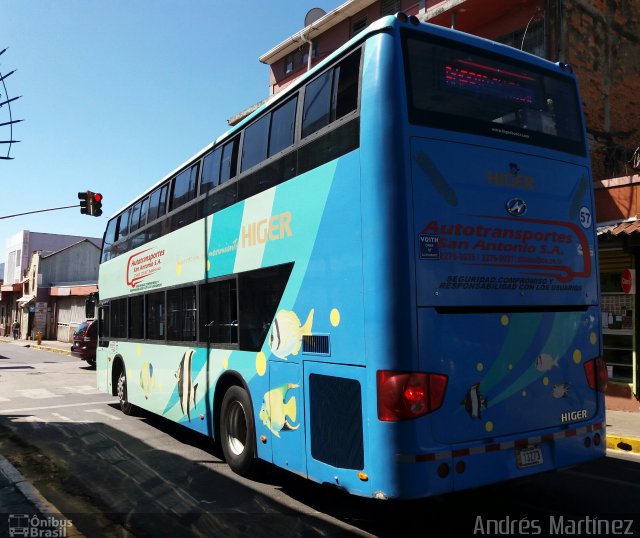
[391,422,605,499]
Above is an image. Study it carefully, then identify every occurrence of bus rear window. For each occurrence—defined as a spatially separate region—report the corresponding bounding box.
[403,31,586,155]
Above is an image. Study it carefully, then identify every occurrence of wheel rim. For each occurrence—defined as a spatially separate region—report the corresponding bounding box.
[226,400,247,456]
[117,372,126,403]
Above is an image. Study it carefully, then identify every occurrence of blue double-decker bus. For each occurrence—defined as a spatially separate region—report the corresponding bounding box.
[96,13,606,499]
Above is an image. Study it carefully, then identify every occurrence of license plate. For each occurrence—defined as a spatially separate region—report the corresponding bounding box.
[516,446,543,468]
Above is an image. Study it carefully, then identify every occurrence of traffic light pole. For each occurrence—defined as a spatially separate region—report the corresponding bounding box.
[0,204,81,220]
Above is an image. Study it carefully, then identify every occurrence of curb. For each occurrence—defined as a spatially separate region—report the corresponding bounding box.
[0,455,84,537]
[0,454,61,515]
[30,344,73,357]
[606,434,640,454]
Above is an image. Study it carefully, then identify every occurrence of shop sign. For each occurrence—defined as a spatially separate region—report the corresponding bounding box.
[621,269,635,294]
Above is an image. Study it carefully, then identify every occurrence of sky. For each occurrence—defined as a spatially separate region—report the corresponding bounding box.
[0,0,338,264]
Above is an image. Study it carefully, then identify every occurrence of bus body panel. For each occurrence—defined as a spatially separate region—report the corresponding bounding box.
[410,137,598,308]
[419,306,603,444]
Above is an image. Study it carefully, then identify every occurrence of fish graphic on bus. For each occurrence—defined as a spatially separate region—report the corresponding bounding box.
[176,349,198,421]
[535,353,559,372]
[259,383,300,437]
[140,361,154,399]
[552,382,570,398]
[269,309,314,359]
[461,382,488,420]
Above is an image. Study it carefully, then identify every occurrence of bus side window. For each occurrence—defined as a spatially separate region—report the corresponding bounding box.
[129,295,144,339]
[116,209,131,241]
[138,197,149,229]
[171,164,199,211]
[238,263,293,351]
[201,147,222,194]
[302,49,361,139]
[333,51,360,120]
[146,291,165,340]
[220,137,239,183]
[130,200,142,233]
[241,114,270,172]
[269,96,297,157]
[101,218,117,262]
[199,278,238,345]
[109,298,127,339]
[98,303,110,339]
[302,70,333,138]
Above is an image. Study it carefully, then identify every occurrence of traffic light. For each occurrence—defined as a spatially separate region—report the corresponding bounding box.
[78,191,103,217]
[78,191,90,214]
[91,192,103,217]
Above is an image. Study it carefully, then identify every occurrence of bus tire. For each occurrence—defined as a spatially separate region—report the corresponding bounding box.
[220,385,255,477]
[116,368,133,415]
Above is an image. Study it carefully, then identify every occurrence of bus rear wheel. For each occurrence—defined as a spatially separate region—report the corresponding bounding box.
[116,368,133,415]
[220,386,255,477]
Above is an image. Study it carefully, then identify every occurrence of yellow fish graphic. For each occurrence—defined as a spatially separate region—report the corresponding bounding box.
[259,383,300,438]
[269,309,314,359]
[139,361,154,399]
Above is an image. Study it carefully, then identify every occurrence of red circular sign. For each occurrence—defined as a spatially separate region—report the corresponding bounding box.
[622,269,634,294]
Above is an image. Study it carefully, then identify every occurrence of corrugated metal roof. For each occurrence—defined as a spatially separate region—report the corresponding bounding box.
[597,219,640,236]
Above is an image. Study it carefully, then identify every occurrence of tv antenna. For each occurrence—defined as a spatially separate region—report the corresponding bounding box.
[0,47,23,160]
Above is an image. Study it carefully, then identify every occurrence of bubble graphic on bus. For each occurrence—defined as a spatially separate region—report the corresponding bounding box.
[140,361,154,399]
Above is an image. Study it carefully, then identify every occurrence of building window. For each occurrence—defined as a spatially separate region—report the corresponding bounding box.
[284,41,318,75]
[497,19,545,57]
[352,17,367,36]
[380,0,400,16]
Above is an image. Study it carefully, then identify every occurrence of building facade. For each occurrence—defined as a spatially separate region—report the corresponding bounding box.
[260,0,640,407]
[18,240,101,342]
[0,231,102,339]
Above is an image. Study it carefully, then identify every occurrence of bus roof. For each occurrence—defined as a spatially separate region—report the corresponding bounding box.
[108,14,576,219]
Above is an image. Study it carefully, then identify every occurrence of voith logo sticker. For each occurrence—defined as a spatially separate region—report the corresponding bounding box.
[126,248,165,288]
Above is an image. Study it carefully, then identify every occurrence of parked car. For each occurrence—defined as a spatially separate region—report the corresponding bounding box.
[71,320,97,366]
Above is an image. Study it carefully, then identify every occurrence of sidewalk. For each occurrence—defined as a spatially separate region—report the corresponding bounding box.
[0,335,638,529]
[0,335,73,356]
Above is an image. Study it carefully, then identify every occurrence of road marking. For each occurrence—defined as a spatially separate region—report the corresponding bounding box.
[62,385,101,395]
[16,388,62,399]
[0,396,9,402]
[11,416,45,423]
[0,400,117,414]
[84,408,121,421]
[50,412,89,423]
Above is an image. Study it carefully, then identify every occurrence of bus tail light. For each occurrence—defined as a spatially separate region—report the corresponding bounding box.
[583,357,607,392]
[377,370,448,421]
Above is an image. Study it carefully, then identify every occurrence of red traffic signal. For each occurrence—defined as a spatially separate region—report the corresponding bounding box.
[91,192,103,217]
[78,191,103,217]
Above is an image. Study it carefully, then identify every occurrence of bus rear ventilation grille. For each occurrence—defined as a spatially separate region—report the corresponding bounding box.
[302,334,330,355]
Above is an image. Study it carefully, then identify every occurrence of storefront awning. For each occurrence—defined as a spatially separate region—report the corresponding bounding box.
[17,295,35,306]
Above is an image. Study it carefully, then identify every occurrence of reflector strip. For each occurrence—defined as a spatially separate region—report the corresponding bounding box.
[396,422,604,463]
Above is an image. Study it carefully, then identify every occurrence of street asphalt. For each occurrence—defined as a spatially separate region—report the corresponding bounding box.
[0,336,638,535]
